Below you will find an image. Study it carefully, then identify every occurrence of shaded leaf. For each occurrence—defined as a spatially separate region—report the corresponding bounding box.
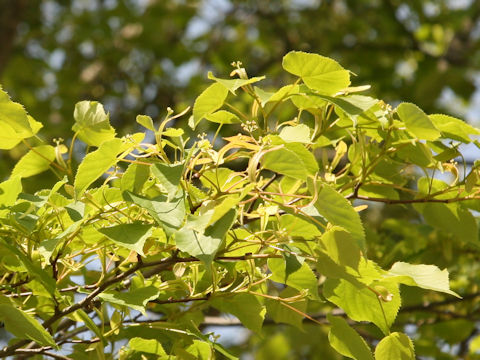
[123,191,185,236]
[151,162,184,201]
[310,183,366,251]
[328,314,374,360]
[268,257,318,299]
[266,287,307,330]
[98,222,153,256]
[129,337,168,356]
[98,286,160,315]
[324,278,400,335]
[0,304,56,347]
[211,293,265,333]
[120,163,150,194]
[175,209,236,264]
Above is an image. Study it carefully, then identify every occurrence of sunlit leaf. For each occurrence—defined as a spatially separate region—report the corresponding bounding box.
[374,332,415,360]
[282,51,351,95]
[396,103,440,141]
[11,145,56,178]
[72,101,116,146]
[386,262,460,297]
[74,137,123,197]
[192,83,229,128]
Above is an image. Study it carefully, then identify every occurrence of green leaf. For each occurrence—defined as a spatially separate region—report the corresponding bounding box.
[0,304,56,347]
[279,213,322,240]
[327,314,374,360]
[386,262,460,297]
[136,114,155,131]
[129,337,168,356]
[420,202,478,246]
[120,163,150,194]
[39,222,80,261]
[254,86,275,106]
[0,176,22,208]
[185,340,213,360]
[310,183,366,251]
[175,209,236,264]
[98,286,160,315]
[74,138,123,197]
[123,192,185,236]
[314,94,378,117]
[0,87,34,149]
[72,101,116,146]
[162,127,184,137]
[2,241,57,295]
[205,110,241,124]
[430,113,480,143]
[211,293,265,333]
[269,84,301,103]
[208,71,265,94]
[324,278,400,335]
[282,51,351,95]
[98,222,153,256]
[429,319,475,344]
[396,103,441,141]
[266,287,307,330]
[279,124,311,143]
[207,194,242,227]
[320,226,361,271]
[11,145,56,178]
[192,83,229,128]
[262,143,318,181]
[27,115,43,135]
[268,257,319,299]
[374,332,415,360]
[151,162,184,201]
[290,85,327,109]
[71,309,105,342]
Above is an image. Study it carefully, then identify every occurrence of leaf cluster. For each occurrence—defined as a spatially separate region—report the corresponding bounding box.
[0,51,478,359]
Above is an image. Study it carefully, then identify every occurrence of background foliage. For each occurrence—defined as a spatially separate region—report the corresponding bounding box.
[2,1,480,359]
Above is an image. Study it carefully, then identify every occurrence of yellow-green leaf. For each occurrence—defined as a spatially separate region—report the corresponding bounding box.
[0,304,56,347]
[72,100,116,146]
[396,103,441,141]
[328,314,374,360]
[11,145,56,178]
[282,51,351,95]
[192,83,228,128]
[374,332,415,360]
[74,137,123,197]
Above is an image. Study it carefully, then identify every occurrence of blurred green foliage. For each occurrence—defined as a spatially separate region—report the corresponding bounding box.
[2,1,480,358]
[2,0,480,138]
